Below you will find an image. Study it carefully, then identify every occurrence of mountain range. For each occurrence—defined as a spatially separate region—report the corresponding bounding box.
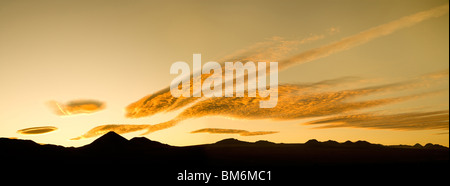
[1,131,448,184]
[1,131,447,163]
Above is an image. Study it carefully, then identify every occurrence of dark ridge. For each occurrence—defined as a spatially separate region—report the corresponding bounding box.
[1,132,448,169]
[2,133,448,151]
[424,143,448,150]
[0,138,42,157]
[304,139,382,148]
[128,136,170,149]
[92,131,128,144]
[213,138,250,145]
[305,139,320,145]
[387,143,448,150]
[82,131,128,150]
[1,133,448,184]
[254,140,276,145]
[323,140,340,146]
[343,140,354,145]
[0,138,39,149]
[355,140,370,145]
[354,140,380,148]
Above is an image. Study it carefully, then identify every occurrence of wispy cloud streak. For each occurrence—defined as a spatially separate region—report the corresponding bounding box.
[125,37,300,118]
[71,120,178,140]
[76,72,447,140]
[191,128,278,136]
[74,5,449,140]
[125,4,449,119]
[176,81,434,121]
[278,4,449,69]
[306,110,449,130]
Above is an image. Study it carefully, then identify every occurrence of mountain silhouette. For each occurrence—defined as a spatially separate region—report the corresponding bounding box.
[1,132,448,157]
[213,138,251,145]
[129,136,169,148]
[254,140,276,146]
[79,131,170,154]
[128,136,171,153]
[1,132,448,184]
[424,143,448,149]
[86,131,128,148]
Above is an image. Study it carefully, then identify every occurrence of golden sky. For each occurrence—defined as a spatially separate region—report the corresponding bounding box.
[0,0,448,147]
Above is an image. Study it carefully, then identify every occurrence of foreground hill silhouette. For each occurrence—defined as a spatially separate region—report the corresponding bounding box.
[1,131,448,184]
[1,131,448,165]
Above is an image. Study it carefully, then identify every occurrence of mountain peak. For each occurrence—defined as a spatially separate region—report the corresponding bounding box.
[305,139,320,145]
[424,143,448,150]
[96,131,127,142]
[214,138,250,145]
[84,131,128,150]
[129,136,169,148]
[254,140,276,145]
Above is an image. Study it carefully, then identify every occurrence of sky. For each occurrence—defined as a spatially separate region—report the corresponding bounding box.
[0,0,448,147]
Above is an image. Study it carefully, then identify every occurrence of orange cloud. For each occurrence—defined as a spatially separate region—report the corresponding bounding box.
[76,71,447,139]
[176,80,434,121]
[77,69,447,140]
[125,37,300,118]
[278,4,449,69]
[124,78,440,136]
[78,5,449,139]
[17,126,58,135]
[125,4,449,120]
[306,110,449,131]
[191,128,278,136]
[109,71,446,137]
[71,120,179,140]
[48,100,105,116]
